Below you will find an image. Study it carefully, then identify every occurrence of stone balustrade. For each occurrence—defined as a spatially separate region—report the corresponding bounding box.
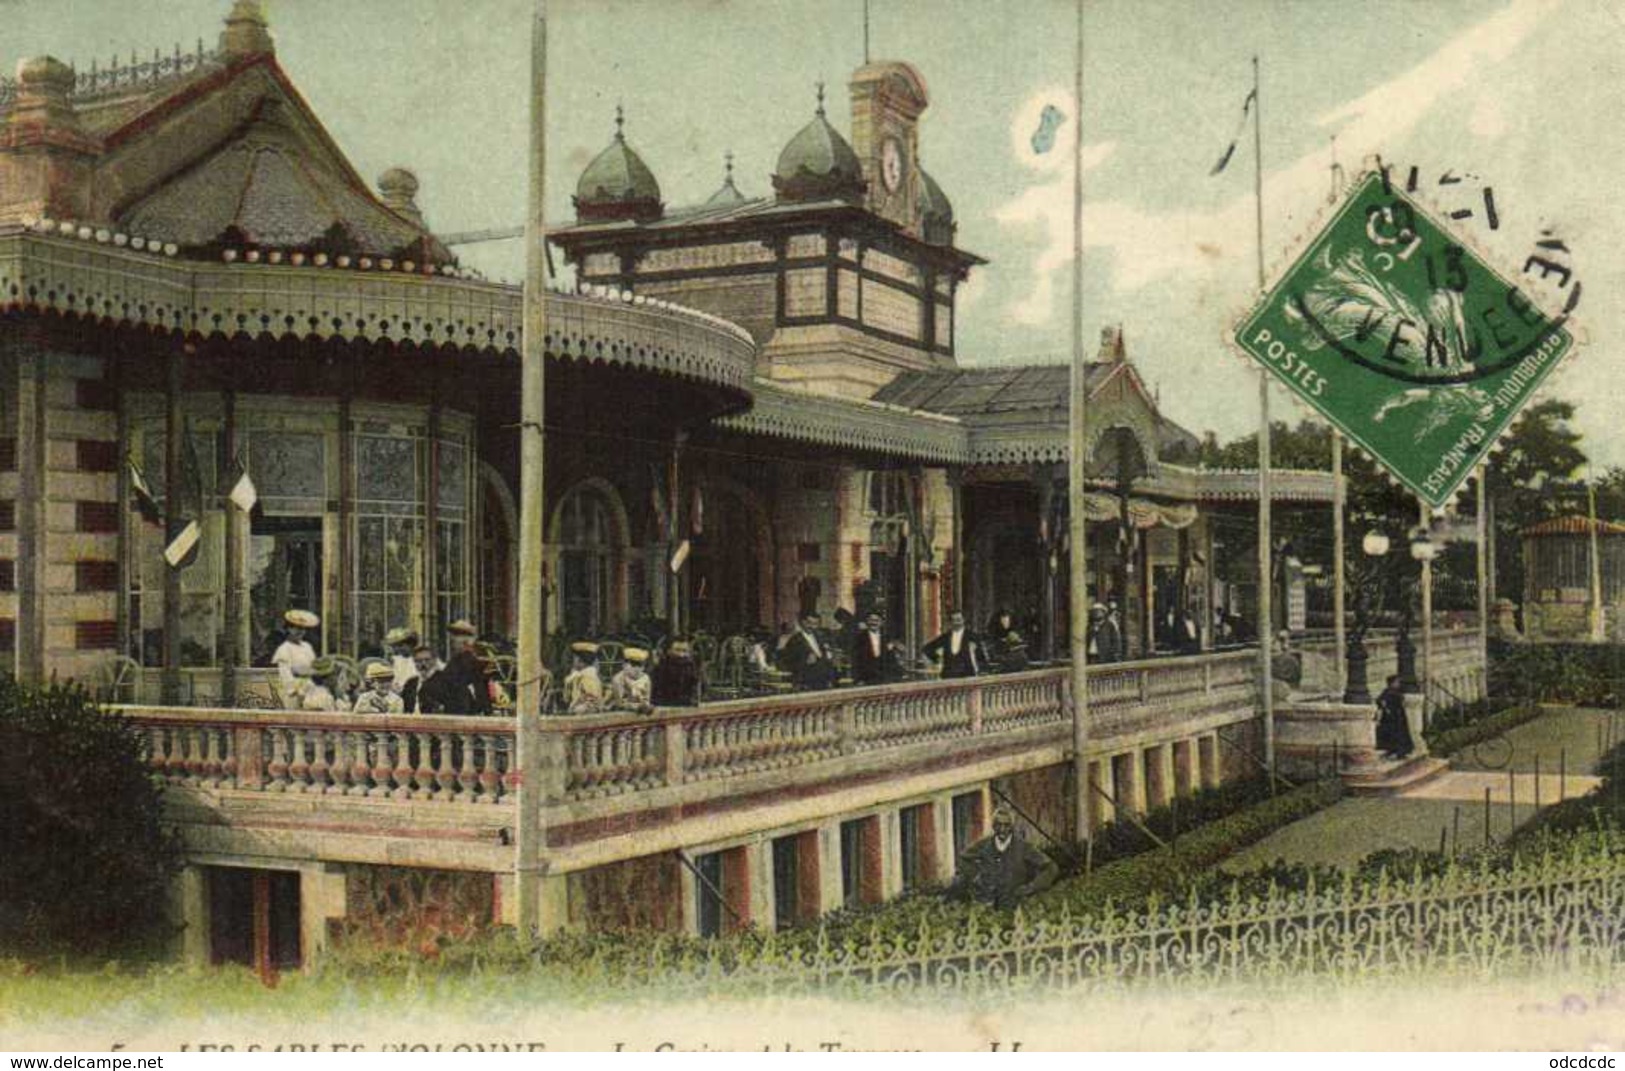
[134,707,514,803]
[120,636,1489,814]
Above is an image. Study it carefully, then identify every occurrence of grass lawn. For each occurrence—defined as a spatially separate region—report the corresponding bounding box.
[1447,705,1620,774]
[1226,708,1619,872]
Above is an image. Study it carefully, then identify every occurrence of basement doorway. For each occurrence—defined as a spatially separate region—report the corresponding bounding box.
[207,867,301,984]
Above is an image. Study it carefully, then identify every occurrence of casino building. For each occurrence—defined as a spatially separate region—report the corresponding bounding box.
[0,2,1473,969]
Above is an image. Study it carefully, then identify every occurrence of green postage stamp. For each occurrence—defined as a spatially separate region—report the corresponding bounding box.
[1235,172,1573,509]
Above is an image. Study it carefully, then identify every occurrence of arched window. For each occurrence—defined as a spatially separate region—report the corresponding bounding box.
[557,485,619,637]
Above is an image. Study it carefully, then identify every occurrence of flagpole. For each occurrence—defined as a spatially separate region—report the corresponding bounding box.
[1068,0,1093,852]
[1252,54,1275,783]
[515,0,551,937]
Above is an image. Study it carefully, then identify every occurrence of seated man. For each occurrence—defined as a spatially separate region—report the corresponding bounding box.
[354,660,404,714]
[779,612,837,691]
[563,641,606,714]
[610,647,654,712]
[651,640,702,707]
[945,804,1058,910]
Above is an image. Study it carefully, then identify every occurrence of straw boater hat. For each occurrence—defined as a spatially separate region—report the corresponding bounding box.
[624,647,649,665]
[384,627,418,647]
[310,655,336,678]
[447,619,478,638]
[570,641,599,659]
[364,661,394,682]
[284,609,320,630]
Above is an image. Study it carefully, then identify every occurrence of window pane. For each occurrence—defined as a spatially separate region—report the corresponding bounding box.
[356,436,418,504]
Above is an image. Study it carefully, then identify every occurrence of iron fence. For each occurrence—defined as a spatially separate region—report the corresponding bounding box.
[561,837,1625,996]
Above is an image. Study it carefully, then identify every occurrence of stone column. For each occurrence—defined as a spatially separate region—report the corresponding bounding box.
[13,333,46,685]
[746,839,775,932]
[929,795,955,884]
[879,810,903,902]
[817,823,844,914]
[1087,758,1115,830]
[169,865,210,966]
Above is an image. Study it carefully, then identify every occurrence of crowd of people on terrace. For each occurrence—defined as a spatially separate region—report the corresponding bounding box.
[262,595,1231,716]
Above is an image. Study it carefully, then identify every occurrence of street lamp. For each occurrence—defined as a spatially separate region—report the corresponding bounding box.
[1394,528,1437,694]
[1343,529,1389,705]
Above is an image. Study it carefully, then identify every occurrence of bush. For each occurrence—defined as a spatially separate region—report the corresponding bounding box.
[1488,640,1625,705]
[0,674,178,957]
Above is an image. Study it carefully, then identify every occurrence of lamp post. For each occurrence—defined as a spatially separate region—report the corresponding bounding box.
[1344,529,1389,705]
[1402,527,1438,696]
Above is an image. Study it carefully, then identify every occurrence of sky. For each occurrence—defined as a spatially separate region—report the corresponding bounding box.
[7,0,1624,474]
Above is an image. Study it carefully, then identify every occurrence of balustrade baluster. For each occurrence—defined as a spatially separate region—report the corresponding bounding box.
[307,729,331,794]
[328,732,351,795]
[285,728,310,791]
[348,732,374,796]
[146,726,168,777]
[265,728,290,791]
[413,732,437,800]
[477,733,502,802]
[461,734,477,799]
[179,727,204,784]
[368,731,395,798]
[436,732,457,799]
[201,727,224,785]
[390,732,414,800]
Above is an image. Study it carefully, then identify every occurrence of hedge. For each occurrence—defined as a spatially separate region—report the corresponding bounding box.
[1424,702,1542,759]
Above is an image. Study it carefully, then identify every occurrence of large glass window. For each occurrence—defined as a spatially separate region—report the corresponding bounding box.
[244,430,328,663]
[557,484,618,638]
[354,433,425,657]
[436,439,470,641]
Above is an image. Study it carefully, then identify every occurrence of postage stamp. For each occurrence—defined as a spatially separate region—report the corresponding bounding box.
[1235,171,1575,509]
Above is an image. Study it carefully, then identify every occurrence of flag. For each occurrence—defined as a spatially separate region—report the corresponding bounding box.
[164,422,205,569]
[225,451,257,513]
[128,454,162,526]
[1209,87,1257,176]
[1030,103,1065,155]
[690,484,704,537]
[649,464,669,537]
[670,538,691,574]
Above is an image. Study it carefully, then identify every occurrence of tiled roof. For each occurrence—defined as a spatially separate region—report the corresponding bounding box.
[1522,516,1625,537]
[118,100,445,261]
[871,364,1106,415]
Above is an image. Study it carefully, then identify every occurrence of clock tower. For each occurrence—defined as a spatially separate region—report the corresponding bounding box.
[849,61,929,235]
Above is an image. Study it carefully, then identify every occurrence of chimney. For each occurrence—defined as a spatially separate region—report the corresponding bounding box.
[1097,324,1126,363]
[0,57,96,225]
[220,1,275,59]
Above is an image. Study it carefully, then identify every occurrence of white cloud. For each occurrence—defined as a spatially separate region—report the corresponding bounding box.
[990,0,1559,329]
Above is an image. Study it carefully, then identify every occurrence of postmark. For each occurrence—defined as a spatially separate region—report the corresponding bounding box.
[1235,170,1578,509]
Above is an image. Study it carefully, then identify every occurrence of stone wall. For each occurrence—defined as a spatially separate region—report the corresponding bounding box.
[568,851,684,933]
[335,865,497,954]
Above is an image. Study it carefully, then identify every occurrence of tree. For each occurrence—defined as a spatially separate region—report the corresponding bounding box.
[1481,400,1588,606]
[0,675,178,957]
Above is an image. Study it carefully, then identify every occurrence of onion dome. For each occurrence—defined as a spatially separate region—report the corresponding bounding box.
[772,84,865,203]
[573,106,663,223]
[918,168,955,245]
[704,151,746,207]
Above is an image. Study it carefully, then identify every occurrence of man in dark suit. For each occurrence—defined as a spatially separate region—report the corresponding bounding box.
[779,611,837,691]
[923,610,980,679]
[438,619,490,715]
[850,612,904,685]
[402,646,464,713]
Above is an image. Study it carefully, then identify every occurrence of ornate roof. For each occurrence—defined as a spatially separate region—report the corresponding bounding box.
[719,380,966,464]
[1522,516,1625,538]
[772,86,865,204]
[704,152,746,208]
[0,6,452,267]
[117,98,445,261]
[0,227,756,398]
[573,108,662,223]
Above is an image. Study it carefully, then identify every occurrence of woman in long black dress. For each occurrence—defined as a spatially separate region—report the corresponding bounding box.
[1374,674,1414,759]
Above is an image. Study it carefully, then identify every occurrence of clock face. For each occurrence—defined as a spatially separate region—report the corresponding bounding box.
[881,137,904,193]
